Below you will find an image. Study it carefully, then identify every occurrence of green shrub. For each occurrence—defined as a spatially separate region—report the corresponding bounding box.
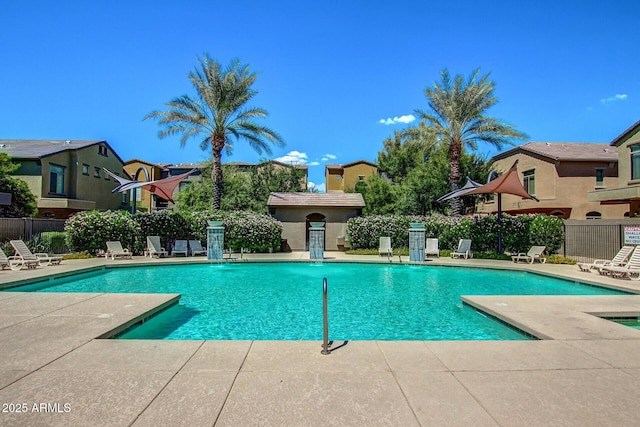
[546,255,576,264]
[34,231,67,253]
[65,210,140,254]
[133,211,190,252]
[529,215,564,253]
[63,251,94,260]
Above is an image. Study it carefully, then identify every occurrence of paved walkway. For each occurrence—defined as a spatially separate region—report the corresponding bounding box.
[0,253,639,426]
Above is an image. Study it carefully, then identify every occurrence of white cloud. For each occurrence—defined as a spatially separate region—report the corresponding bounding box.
[324,154,337,159]
[309,161,320,166]
[308,182,326,192]
[274,150,308,164]
[378,114,416,125]
[600,94,628,104]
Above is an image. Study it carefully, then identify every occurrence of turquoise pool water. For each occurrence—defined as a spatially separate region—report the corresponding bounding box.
[8,263,625,340]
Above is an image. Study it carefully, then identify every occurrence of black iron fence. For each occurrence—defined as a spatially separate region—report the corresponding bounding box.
[562,219,640,262]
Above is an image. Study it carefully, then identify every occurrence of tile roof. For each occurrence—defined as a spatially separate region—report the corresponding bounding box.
[492,142,618,162]
[0,139,105,159]
[267,192,365,207]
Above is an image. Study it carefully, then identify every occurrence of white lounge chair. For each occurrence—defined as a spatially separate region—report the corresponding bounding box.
[577,246,634,272]
[188,240,207,256]
[8,240,42,270]
[425,238,439,258]
[105,241,133,260]
[451,239,472,259]
[146,236,168,258]
[379,237,393,257]
[600,245,640,280]
[511,246,546,264]
[11,239,62,267]
[0,247,11,270]
[172,240,188,257]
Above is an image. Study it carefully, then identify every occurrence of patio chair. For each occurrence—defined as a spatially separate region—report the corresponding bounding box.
[451,239,472,259]
[425,238,439,258]
[105,241,133,260]
[600,245,640,280]
[378,237,393,257]
[188,240,207,256]
[146,236,168,258]
[11,239,62,267]
[0,247,11,270]
[577,245,634,272]
[511,246,546,264]
[172,240,188,257]
[8,240,42,270]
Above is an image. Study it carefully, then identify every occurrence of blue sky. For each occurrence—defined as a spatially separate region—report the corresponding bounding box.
[2,1,639,191]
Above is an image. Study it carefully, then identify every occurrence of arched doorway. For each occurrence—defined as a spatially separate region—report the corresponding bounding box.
[305,213,326,251]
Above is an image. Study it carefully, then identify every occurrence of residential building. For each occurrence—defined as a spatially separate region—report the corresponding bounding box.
[123,159,170,212]
[0,139,129,218]
[267,192,365,251]
[588,119,640,216]
[476,142,625,219]
[325,160,378,192]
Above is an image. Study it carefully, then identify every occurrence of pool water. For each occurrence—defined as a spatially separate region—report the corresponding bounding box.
[9,263,626,340]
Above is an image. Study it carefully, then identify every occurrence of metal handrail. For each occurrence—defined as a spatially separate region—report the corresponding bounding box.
[321,277,331,355]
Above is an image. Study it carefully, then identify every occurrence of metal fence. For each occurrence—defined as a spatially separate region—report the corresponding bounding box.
[562,219,640,262]
[0,218,66,242]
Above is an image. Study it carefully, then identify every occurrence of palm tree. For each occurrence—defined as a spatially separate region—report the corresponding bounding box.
[416,68,527,215]
[144,54,284,209]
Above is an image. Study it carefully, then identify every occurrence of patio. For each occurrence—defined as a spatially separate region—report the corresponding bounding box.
[0,253,639,426]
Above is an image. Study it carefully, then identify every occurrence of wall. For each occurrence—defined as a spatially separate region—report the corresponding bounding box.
[342,163,378,192]
[124,161,163,212]
[617,128,640,187]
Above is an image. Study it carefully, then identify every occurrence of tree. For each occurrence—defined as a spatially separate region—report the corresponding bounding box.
[0,153,36,217]
[144,54,285,209]
[416,68,527,215]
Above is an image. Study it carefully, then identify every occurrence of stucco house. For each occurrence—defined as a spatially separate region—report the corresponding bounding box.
[123,159,172,212]
[267,192,365,251]
[588,119,640,216]
[0,139,129,218]
[325,160,378,192]
[476,142,626,219]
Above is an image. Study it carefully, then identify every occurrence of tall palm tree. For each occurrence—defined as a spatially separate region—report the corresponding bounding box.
[416,68,527,215]
[144,54,284,209]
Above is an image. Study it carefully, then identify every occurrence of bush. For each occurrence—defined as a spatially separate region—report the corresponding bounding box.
[34,231,67,254]
[133,211,190,252]
[529,215,564,254]
[65,210,140,254]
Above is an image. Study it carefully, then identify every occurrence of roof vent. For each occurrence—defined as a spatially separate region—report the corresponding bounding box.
[65,140,71,145]
[0,144,5,148]
[545,142,551,146]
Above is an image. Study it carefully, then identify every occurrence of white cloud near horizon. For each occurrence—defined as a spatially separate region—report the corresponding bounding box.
[274,150,308,164]
[309,161,320,166]
[308,182,326,192]
[324,154,337,159]
[600,94,628,104]
[378,114,416,125]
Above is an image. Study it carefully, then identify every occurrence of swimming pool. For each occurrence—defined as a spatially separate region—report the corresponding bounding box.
[8,262,626,340]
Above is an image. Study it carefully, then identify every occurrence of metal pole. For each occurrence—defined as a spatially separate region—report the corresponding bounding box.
[321,277,331,355]
[497,193,503,254]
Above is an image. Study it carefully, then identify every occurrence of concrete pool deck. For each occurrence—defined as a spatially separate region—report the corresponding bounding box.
[0,253,639,426]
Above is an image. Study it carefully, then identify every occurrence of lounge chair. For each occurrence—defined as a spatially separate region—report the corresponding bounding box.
[0,247,11,270]
[511,246,546,264]
[11,239,62,267]
[379,237,393,257]
[600,245,640,280]
[172,240,188,257]
[8,240,42,270]
[451,239,472,259]
[188,240,207,256]
[425,238,439,258]
[577,246,634,272]
[105,241,133,260]
[146,236,168,258]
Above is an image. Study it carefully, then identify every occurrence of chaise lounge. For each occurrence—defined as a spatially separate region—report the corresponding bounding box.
[451,239,472,259]
[577,245,634,272]
[600,245,640,280]
[146,236,168,258]
[105,241,133,260]
[188,240,207,256]
[511,246,546,264]
[172,240,189,257]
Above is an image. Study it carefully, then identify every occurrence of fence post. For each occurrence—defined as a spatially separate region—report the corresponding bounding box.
[562,222,566,257]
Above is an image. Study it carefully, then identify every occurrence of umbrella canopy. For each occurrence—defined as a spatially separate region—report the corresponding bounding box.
[103,168,197,202]
[465,160,538,201]
[436,177,484,202]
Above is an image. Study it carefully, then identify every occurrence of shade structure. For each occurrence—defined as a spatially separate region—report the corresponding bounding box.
[103,168,197,203]
[436,177,484,203]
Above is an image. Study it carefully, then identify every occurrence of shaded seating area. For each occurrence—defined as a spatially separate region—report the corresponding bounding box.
[599,245,640,280]
[425,238,439,258]
[105,241,133,260]
[379,237,393,257]
[172,240,188,257]
[188,240,207,256]
[451,239,472,259]
[577,246,634,273]
[511,246,546,264]
[8,240,42,270]
[146,236,168,258]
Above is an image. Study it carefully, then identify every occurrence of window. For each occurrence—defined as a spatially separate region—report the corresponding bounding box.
[49,165,65,194]
[586,211,602,220]
[631,145,640,180]
[82,164,89,175]
[121,192,128,205]
[98,145,108,156]
[523,169,535,195]
[358,175,365,181]
[595,168,605,187]
[94,167,101,178]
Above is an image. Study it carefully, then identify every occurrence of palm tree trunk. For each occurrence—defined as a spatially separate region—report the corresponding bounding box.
[212,145,223,210]
[449,141,463,216]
